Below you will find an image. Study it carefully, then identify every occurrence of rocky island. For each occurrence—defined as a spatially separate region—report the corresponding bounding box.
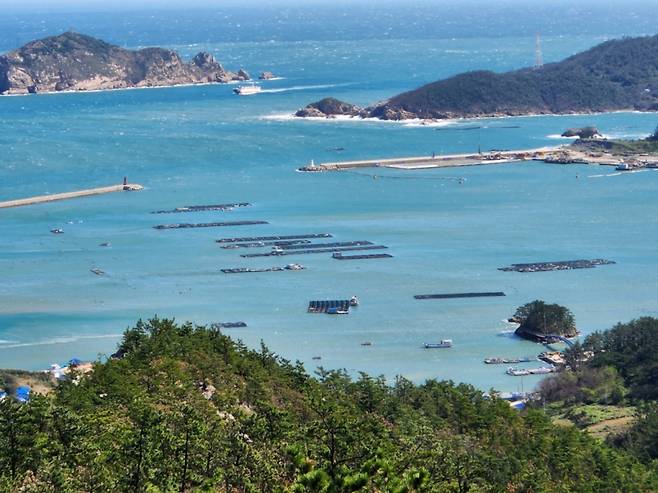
[512,300,578,343]
[297,34,658,121]
[0,32,258,95]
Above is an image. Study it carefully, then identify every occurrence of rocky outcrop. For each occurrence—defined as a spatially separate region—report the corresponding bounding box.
[295,97,367,118]
[562,127,601,139]
[259,71,276,80]
[0,32,251,95]
[236,69,250,81]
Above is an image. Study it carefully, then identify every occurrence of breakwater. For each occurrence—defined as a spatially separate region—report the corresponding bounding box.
[154,220,268,230]
[415,292,506,300]
[0,182,143,209]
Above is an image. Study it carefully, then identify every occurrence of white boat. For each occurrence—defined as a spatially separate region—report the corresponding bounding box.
[423,339,452,349]
[233,84,262,96]
[615,162,631,171]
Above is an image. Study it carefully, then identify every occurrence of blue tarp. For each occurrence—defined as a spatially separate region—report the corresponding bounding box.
[68,358,82,366]
[16,386,31,403]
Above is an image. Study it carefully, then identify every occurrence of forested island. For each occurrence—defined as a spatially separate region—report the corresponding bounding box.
[0,32,252,95]
[1,317,658,492]
[297,34,658,120]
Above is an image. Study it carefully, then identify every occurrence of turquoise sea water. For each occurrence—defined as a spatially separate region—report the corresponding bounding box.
[2,5,658,391]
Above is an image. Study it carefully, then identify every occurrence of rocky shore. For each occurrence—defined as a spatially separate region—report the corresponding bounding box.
[0,32,267,95]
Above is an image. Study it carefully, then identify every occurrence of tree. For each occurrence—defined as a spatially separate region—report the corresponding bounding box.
[513,300,577,341]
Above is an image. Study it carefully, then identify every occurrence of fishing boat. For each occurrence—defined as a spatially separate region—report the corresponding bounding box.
[90,268,105,276]
[326,307,349,315]
[506,367,531,376]
[423,339,453,349]
[233,83,262,95]
[284,263,305,270]
[615,162,632,171]
[349,296,359,306]
[50,228,64,234]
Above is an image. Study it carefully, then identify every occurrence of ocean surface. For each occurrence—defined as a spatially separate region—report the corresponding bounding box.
[2,2,658,392]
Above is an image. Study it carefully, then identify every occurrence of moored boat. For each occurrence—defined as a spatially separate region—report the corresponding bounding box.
[423,339,453,349]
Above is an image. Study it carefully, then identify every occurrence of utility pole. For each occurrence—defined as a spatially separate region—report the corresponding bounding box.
[535,33,544,69]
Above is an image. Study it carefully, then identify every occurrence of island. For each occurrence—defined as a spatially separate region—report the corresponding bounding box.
[512,300,578,343]
[0,32,254,95]
[296,34,658,120]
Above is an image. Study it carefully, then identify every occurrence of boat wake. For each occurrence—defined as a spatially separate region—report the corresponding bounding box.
[0,333,122,349]
[588,169,649,178]
[259,82,352,94]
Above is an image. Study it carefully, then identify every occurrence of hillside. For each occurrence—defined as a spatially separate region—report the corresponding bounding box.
[0,32,250,95]
[1,318,657,492]
[298,35,658,120]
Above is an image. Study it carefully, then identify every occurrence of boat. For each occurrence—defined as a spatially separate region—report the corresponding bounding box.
[423,339,452,349]
[233,84,262,95]
[616,162,632,171]
[326,307,349,315]
[360,341,373,346]
[506,367,530,376]
[90,268,105,276]
[50,228,64,234]
[284,263,305,270]
[349,296,359,306]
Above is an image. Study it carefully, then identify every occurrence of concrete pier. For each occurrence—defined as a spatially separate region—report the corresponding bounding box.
[0,183,143,209]
[299,147,559,171]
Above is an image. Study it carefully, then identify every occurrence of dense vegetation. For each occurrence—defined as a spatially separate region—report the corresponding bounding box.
[572,126,658,155]
[329,35,658,120]
[513,300,577,341]
[1,318,656,492]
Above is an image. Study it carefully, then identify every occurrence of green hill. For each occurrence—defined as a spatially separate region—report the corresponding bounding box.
[1,318,657,492]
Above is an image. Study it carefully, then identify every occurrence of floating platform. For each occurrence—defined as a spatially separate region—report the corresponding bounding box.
[333,252,393,260]
[414,292,505,300]
[216,233,332,244]
[220,239,312,249]
[241,245,388,258]
[210,322,247,329]
[484,356,537,365]
[221,264,305,274]
[154,220,268,230]
[308,300,352,313]
[279,240,373,250]
[498,259,615,273]
[0,182,143,209]
[152,203,251,214]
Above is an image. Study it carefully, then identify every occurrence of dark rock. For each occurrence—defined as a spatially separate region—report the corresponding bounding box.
[561,126,601,139]
[259,71,276,80]
[295,97,366,118]
[236,68,250,81]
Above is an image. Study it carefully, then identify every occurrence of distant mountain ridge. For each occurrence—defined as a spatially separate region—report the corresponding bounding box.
[297,35,658,120]
[0,32,251,95]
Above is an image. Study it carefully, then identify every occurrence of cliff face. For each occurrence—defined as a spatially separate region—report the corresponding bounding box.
[0,32,249,95]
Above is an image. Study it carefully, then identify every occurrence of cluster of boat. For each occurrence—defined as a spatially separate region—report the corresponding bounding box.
[308,296,359,314]
[423,339,453,349]
[506,366,556,376]
[484,356,536,364]
[221,264,305,274]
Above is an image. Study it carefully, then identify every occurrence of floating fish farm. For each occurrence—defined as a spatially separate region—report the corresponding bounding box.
[308,300,352,313]
[414,292,505,300]
[498,259,615,273]
[210,322,247,329]
[278,240,373,250]
[241,245,388,258]
[216,233,332,244]
[154,220,268,230]
[332,253,393,260]
[152,203,251,214]
[220,240,312,249]
[221,264,305,274]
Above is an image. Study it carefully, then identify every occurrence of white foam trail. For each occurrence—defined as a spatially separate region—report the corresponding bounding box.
[588,169,649,178]
[546,134,578,139]
[260,83,349,94]
[0,333,122,349]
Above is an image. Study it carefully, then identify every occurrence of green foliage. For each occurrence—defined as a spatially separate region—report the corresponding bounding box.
[513,300,577,339]
[0,318,656,492]
[538,366,627,405]
[584,317,658,400]
[371,35,658,118]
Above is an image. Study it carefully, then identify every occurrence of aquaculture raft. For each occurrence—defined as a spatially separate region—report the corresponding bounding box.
[216,233,332,243]
[279,240,372,250]
[332,253,393,260]
[211,322,247,329]
[154,220,268,230]
[152,203,251,214]
[308,300,352,313]
[414,292,505,300]
[498,259,615,273]
[241,245,388,258]
[220,240,312,249]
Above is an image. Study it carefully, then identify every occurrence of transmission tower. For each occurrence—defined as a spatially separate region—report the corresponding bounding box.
[535,33,543,69]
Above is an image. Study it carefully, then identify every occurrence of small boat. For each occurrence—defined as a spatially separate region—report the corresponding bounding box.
[50,228,64,234]
[360,341,373,346]
[284,263,305,270]
[326,307,349,315]
[616,162,632,171]
[423,339,453,349]
[506,367,530,376]
[349,296,359,307]
[233,84,262,96]
[99,242,111,247]
[311,356,322,360]
[90,268,105,276]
